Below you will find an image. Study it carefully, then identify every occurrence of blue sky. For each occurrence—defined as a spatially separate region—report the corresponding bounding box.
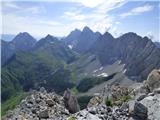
[1,0,160,41]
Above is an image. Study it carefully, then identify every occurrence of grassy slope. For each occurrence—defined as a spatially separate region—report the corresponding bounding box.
[1,50,74,101]
[1,92,28,116]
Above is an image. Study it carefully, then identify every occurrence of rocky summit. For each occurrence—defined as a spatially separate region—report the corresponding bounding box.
[2,69,160,120]
[2,88,71,120]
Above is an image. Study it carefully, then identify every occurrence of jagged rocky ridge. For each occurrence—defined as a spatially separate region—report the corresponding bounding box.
[62,26,101,53]
[62,27,160,81]
[1,27,160,119]
[89,32,160,81]
[2,88,76,120]
[3,69,160,120]
[70,69,160,120]
[2,27,160,82]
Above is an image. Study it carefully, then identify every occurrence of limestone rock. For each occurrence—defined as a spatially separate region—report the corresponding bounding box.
[3,88,70,120]
[136,93,146,101]
[46,99,55,107]
[140,93,160,120]
[132,102,148,120]
[145,69,160,92]
[87,96,103,108]
[63,89,80,113]
[69,104,131,120]
[38,109,49,119]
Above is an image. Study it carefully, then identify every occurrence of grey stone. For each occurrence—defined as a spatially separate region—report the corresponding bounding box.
[63,89,80,113]
[145,69,160,92]
[153,88,160,94]
[132,102,148,120]
[136,94,146,101]
[46,99,55,107]
[38,109,49,119]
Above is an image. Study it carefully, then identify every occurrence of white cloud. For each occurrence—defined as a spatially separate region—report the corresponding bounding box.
[2,13,88,38]
[1,0,127,37]
[120,4,154,18]
[24,6,41,14]
[63,11,86,21]
[61,0,126,34]
[2,13,63,37]
[146,31,154,40]
[75,0,106,8]
[2,1,21,9]
[2,1,45,14]
[94,0,126,13]
[2,0,109,8]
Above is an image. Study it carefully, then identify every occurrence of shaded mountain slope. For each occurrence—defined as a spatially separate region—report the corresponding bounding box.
[63,26,101,53]
[1,32,36,65]
[1,35,77,102]
[73,26,101,53]
[89,32,160,81]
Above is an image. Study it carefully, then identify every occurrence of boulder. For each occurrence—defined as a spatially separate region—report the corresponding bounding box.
[40,87,47,93]
[132,102,148,120]
[38,109,49,119]
[136,93,146,101]
[87,96,103,108]
[140,94,160,120]
[46,99,55,107]
[63,89,80,113]
[145,69,160,92]
[153,88,160,94]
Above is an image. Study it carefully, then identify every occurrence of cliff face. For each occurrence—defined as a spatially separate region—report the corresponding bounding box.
[90,32,160,81]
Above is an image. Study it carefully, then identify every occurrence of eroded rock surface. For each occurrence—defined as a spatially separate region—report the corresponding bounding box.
[63,89,80,113]
[3,88,70,120]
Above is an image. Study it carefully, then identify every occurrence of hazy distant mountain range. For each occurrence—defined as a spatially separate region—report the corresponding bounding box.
[1,26,160,103]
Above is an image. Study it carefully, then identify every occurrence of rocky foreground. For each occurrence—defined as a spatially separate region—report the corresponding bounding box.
[2,69,160,120]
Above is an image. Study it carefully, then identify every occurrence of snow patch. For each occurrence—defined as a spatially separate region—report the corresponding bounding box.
[93,66,103,73]
[68,45,73,49]
[99,67,103,70]
[123,69,127,73]
[93,69,98,73]
[97,73,108,77]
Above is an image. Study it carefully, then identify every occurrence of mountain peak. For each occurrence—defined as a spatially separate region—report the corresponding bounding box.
[74,28,81,32]
[13,32,36,42]
[70,29,81,35]
[103,32,114,39]
[122,32,138,37]
[19,32,30,36]
[82,26,92,32]
[44,35,59,42]
[45,34,53,39]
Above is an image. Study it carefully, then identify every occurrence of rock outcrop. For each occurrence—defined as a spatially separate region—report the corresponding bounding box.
[2,88,70,120]
[69,104,130,120]
[87,96,103,108]
[140,91,160,120]
[3,69,160,120]
[132,102,148,120]
[144,69,160,92]
[130,69,160,120]
[63,89,80,113]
